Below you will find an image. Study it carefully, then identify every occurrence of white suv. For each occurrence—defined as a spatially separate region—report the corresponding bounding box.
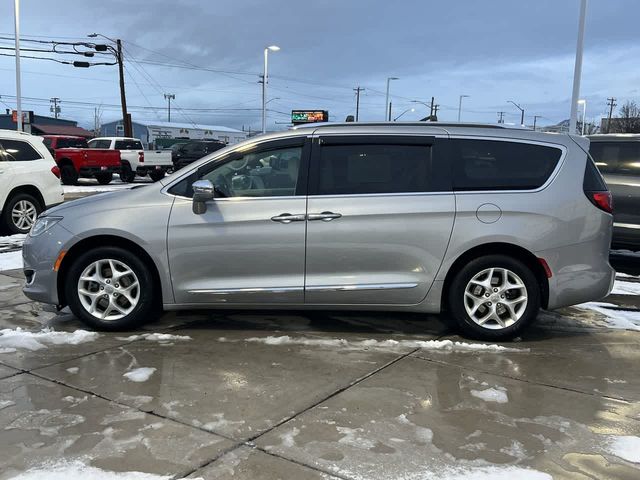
[0,130,64,234]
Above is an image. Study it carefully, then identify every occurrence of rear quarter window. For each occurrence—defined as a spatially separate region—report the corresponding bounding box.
[449,139,562,191]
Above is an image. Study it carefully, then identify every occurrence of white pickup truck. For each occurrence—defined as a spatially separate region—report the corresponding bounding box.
[87,137,172,183]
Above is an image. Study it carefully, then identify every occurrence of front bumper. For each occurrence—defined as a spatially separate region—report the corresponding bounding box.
[22,222,78,306]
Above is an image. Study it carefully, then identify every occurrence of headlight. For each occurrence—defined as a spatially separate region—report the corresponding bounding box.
[30,216,63,237]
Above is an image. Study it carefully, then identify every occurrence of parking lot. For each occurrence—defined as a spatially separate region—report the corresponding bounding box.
[0,182,639,479]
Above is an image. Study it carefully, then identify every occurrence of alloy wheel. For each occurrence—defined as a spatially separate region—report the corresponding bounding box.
[11,200,38,231]
[77,259,140,321]
[463,267,528,329]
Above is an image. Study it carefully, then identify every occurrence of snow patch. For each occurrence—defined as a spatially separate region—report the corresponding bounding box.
[577,302,640,331]
[607,435,640,463]
[0,328,99,351]
[0,399,15,410]
[116,333,192,342]
[435,465,552,479]
[470,387,509,404]
[0,250,22,271]
[9,459,197,479]
[123,367,156,382]
[279,427,300,447]
[238,336,526,352]
[610,279,640,295]
[0,347,17,354]
[66,367,79,374]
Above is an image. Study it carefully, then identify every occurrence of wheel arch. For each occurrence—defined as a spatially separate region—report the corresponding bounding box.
[56,157,75,168]
[57,234,165,308]
[4,185,45,211]
[441,242,549,310]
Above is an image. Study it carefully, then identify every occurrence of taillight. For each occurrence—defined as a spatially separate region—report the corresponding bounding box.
[586,191,613,214]
[51,166,61,178]
[138,151,144,163]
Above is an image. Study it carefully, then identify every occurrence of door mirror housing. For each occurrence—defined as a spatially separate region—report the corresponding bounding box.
[192,179,214,214]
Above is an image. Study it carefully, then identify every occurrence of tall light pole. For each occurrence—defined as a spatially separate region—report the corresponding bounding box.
[578,99,587,135]
[88,33,131,137]
[508,100,525,126]
[13,0,22,132]
[164,93,175,122]
[393,108,415,121]
[262,45,280,134]
[457,95,469,122]
[385,77,398,121]
[569,0,588,134]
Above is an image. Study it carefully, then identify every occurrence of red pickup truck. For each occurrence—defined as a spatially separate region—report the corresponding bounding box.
[42,135,121,185]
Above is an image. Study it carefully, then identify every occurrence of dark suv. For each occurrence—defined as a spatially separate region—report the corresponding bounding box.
[172,140,226,170]
[588,134,640,250]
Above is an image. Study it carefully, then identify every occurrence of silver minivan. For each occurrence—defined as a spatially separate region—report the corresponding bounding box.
[23,123,615,340]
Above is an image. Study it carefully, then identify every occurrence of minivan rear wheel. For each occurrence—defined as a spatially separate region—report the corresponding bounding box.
[65,246,158,330]
[448,255,540,340]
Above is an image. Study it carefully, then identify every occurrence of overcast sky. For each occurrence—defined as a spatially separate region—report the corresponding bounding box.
[0,0,638,131]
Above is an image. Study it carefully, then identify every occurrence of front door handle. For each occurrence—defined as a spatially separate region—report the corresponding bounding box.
[271,213,306,223]
[308,211,342,222]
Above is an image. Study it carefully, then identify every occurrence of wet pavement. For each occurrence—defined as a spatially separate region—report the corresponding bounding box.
[0,267,639,479]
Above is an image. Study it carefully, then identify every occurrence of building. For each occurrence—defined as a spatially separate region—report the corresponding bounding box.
[99,119,248,149]
[0,111,94,137]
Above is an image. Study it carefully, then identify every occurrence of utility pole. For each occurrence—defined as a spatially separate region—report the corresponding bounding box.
[432,104,439,121]
[354,86,364,122]
[164,93,175,122]
[115,39,132,136]
[497,111,505,123]
[606,97,617,133]
[430,97,435,117]
[50,97,61,119]
[13,0,22,132]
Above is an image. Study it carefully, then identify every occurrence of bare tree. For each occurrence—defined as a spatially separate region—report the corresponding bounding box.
[615,100,640,133]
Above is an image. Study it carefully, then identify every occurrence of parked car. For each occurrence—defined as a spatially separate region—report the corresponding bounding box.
[23,123,614,339]
[588,134,640,250]
[89,137,173,182]
[172,140,226,170]
[47,136,121,185]
[0,130,63,234]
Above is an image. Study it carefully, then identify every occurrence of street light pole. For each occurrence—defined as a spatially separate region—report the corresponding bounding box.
[569,0,588,134]
[578,99,587,135]
[457,95,469,122]
[261,45,280,134]
[13,0,22,132]
[393,108,415,121]
[508,100,525,126]
[385,77,398,121]
[164,93,175,122]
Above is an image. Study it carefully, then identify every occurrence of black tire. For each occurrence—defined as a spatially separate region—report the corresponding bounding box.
[149,170,165,182]
[1,192,42,234]
[448,254,540,340]
[60,164,78,185]
[95,172,113,185]
[65,246,160,331]
[120,163,135,183]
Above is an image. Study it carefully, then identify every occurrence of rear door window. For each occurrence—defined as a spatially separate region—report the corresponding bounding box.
[589,141,640,176]
[449,139,562,191]
[0,139,43,162]
[88,139,112,149]
[311,136,446,195]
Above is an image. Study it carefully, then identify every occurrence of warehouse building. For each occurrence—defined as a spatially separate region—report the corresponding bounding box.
[100,119,248,149]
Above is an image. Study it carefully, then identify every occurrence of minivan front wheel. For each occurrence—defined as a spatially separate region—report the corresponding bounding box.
[65,247,158,330]
[448,255,540,340]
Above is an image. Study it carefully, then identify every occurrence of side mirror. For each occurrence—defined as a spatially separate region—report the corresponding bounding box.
[192,179,214,214]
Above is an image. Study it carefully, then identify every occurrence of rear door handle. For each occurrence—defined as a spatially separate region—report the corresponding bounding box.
[271,213,306,223]
[308,211,342,221]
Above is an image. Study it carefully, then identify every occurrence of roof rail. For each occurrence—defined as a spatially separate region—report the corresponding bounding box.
[291,121,520,130]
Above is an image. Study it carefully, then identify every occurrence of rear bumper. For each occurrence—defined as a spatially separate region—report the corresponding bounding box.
[540,240,615,310]
[136,165,170,175]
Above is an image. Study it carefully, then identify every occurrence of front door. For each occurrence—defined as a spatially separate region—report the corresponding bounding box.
[167,137,310,305]
[304,135,455,305]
